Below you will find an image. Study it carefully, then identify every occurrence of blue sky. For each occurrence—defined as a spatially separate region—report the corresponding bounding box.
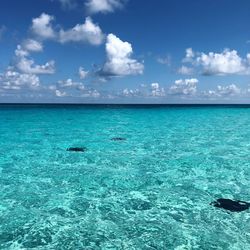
[1,0,250,103]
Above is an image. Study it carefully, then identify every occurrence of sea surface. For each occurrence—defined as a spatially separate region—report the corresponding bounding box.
[0,104,250,249]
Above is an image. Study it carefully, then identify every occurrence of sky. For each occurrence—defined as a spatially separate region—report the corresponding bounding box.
[0,0,250,103]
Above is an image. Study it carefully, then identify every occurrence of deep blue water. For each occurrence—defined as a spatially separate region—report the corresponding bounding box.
[0,105,250,249]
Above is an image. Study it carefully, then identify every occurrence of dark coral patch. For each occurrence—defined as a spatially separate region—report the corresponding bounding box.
[111,137,126,141]
[67,147,87,152]
[211,198,250,212]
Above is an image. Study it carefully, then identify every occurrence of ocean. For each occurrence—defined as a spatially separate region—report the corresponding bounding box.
[0,104,250,249]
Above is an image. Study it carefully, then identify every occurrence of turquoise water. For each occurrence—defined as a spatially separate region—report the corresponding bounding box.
[0,105,250,249]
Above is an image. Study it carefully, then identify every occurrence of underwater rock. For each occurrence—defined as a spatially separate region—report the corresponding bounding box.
[111,137,126,141]
[67,147,86,152]
[211,198,250,212]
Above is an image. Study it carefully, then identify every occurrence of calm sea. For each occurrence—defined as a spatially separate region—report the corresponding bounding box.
[0,104,250,249]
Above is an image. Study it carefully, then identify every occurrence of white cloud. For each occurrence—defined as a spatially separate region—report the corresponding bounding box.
[197,49,247,75]
[101,33,144,77]
[117,81,245,100]
[203,84,241,98]
[123,88,132,96]
[55,89,67,97]
[178,65,194,75]
[122,88,140,97]
[151,82,159,89]
[216,84,241,96]
[79,67,88,79]
[182,48,195,63]
[48,85,56,91]
[59,17,104,45]
[181,48,250,75]
[169,78,198,95]
[15,45,55,75]
[120,83,165,98]
[151,82,165,97]
[15,45,29,57]
[0,68,40,91]
[58,78,85,90]
[30,13,104,46]
[16,56,55,75]
[31,13,56,39]
[247,53,250,63]
[86,0,124,14]
[88,89,100,98]
[23,39,43,52]
[51,78,101,98]
[202,90,219,98]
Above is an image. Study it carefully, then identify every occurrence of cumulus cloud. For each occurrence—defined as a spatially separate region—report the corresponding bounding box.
[85,89,100,98]
[17,57,55,75]
[117,80,246,100]
[79,67,88,79]
[120,83,165,98]
[50,78,101,98]
[0,67,40,91]
[100,33,144,77]
[181,48,250,75]
[0,19,55,96]
[55,89,67,97]
[122,88,140,97]
[204,84,241,98]
[85,0,125,14]
[22,39,43,52]
[197,50,247,75]
[169,78,198,95]
[151,82,165,97]
[117,80,248,101]
[15,45,29,57]
[58,78,85,90]
[182,48,195,63]
[14,45,55,75]
[66,87,100,98]
[31,13,56,39]
[30,13,105,46]
[217,84,241,95]
[15,46,55,75]
[59,17,104,45]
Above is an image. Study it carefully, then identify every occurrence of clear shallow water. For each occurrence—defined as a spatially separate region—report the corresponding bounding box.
[0,105,250,249]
